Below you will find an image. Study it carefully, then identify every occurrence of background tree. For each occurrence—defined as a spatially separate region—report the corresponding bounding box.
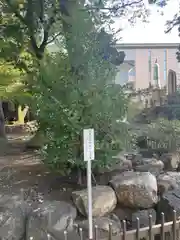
[0,0,133,145]
[0,60,26,142]
[0,0,167,145]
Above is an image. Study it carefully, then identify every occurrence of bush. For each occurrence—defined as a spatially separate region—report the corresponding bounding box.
[32,51,133,175]
[146,118,180,152]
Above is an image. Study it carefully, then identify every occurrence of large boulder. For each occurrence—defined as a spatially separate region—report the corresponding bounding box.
[157,172,180,195]
[0,205,28,240]
[72,185,117,217]
[26,201,77,240]
[109,172,158,208]
[157,188,180,222]
[160,152,180,171]
[0,195,32,240]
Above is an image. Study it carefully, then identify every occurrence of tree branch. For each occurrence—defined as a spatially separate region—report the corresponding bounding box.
[5,0,27,26]
[165,16,180,33]
[5,0,39,57]
[39,0,45,23]
[47,32,62,44]
[84,0,143,11]
[38,7,58,58]
[5,0,58,59]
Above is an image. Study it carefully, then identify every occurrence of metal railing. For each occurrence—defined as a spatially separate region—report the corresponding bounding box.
[44,210,180,240]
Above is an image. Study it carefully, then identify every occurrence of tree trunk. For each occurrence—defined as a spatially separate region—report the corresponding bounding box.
[17,105,29,124]
[0,100,6,139]
[0,100,8,154]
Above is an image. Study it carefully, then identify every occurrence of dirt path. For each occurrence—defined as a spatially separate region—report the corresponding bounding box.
[0,134,81,203]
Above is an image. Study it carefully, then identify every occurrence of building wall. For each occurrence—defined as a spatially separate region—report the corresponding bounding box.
[135,48,180,89]
[135,49,149,89]
[116,44,180,90]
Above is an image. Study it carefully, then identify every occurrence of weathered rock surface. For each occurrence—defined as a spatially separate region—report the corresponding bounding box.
[0,195,32,240]
[26,201,77,240]
[113,207,134,221]
[157,188,180,222]
[0,194,23,208]
[126,153,143,167]
[72,185,117,217]
[157,172,180,195]
[131,208,156,229]
[113,207,156,230]
[109,172,158,208]
[134,158,164,176]
[160,152,180,170]
[0,205,27,240]
[77,214,121,239]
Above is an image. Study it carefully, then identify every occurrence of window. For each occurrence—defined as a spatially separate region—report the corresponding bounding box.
[148,50,151,71]
[148,50,152,82]
[164,49,167,82]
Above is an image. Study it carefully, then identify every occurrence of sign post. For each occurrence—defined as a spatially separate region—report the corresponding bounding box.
[83,129,95,240]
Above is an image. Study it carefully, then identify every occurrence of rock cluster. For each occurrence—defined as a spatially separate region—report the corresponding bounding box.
[1,151,180,239]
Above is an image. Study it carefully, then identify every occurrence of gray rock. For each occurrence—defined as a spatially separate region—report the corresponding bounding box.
[113,207,134,221]
[77,214,121,239]
[72,185,117,217]
[26,201,77,240]
[127,153,143,167]
[157,188,180,222]
[47,229,80,240]
[109,171,158,208]
[0,200,31,240]
[134,159,164,176]
[157,172,180,195]
[160,152,180,170]
[131,209,156,229]
[0,194,23,208]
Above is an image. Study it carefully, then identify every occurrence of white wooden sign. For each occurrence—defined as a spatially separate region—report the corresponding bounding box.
[83,128,94,239]
[83,129,95,161]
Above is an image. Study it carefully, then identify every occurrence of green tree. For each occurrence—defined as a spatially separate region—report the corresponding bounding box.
[33,50,131,178]
[0,0,163,146]
[0,0,152,66]
[0,0,133,148]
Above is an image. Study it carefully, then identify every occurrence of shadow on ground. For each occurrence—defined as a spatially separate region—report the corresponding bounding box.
[0,134,83,204]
